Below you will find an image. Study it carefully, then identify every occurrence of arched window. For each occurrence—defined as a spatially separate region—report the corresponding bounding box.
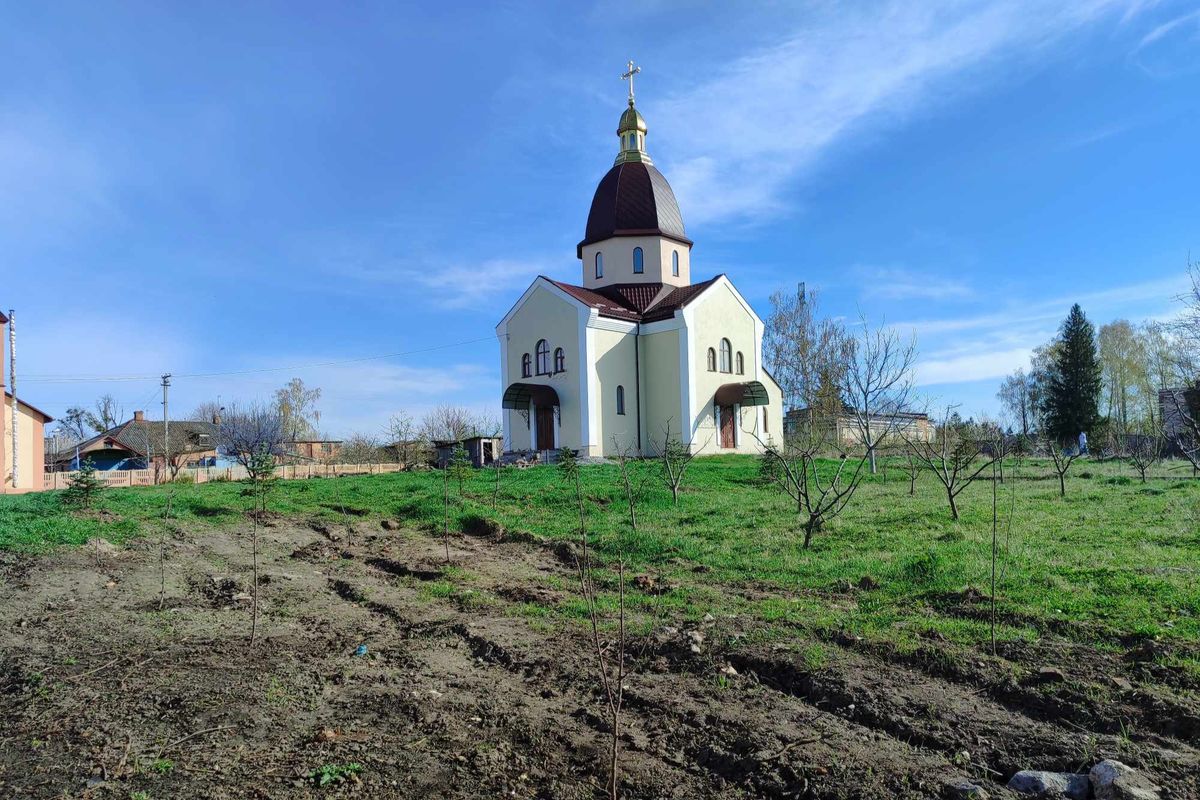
[521,353,531,378]
[535,339,550,375]
[719,339,732,373]
[616,385,626,415]
[595,252,603,279]
[632,247,644,274]
[735,352,744,375]
[672,250,679,277]
[553,347,565,373]
[706,347,717,372]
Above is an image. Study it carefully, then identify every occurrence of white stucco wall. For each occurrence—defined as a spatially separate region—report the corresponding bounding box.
[580,236,691,290]
[498,284,582,452]
[591,326,639,456]
[684,279,776,455]
[2,396,47,491]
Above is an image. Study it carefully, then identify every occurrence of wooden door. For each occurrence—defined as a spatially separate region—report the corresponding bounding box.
[720,405,735,449]
[536,406,555,451]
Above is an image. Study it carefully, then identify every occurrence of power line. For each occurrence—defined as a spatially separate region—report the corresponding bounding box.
[20,335,496,384]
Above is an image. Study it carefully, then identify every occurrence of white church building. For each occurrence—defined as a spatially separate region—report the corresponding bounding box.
[496,67,783,458]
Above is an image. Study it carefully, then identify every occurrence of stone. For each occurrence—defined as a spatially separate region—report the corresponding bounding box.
[946,779,990,799]
[1111,676,1134,692]
[1037,666,1067,682]
[380,519,400,531]
[1007,770,1089,799]
[1090,760,1161,800]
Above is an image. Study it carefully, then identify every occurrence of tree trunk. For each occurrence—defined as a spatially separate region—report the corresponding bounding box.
[1058,472,1066,497]
[947,488,959,521]
[671,483,679,505]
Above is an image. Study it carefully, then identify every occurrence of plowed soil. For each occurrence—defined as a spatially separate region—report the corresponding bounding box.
[1,520,1197,799]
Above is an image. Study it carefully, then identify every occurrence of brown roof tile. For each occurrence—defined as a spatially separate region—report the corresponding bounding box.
[544,276,720,323]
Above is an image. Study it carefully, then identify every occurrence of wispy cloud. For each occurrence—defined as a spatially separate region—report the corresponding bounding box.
[898,272,1188,386]
[655,1,1136,226]
[854,265,975,301]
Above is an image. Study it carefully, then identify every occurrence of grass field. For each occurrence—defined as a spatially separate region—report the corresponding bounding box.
[4,454,1198,660]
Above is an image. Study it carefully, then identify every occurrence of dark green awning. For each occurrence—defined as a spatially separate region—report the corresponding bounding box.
[714,381,770,407]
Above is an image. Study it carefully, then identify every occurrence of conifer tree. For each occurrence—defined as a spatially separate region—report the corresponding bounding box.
[1045,304,1102,444]
[62,457,104,509]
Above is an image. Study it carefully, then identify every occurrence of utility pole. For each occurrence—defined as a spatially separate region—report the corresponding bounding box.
[161,373,171,483]
[9,309,16,489]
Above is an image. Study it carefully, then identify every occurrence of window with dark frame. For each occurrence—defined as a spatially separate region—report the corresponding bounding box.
[521,353,531,378]
[633,247,644,274]
[553,347,565,373]
[535,339,550,375]
[595,252,603,278]
[616,385,626,415]
[735,352,744,375]
[706,347,717,372]
[719,338,732,373]
[672,250,679,276]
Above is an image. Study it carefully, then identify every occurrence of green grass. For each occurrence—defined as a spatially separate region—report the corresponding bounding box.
[3,455,1199,651]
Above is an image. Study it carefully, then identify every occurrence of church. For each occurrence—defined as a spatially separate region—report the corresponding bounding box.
[496,66,783,458]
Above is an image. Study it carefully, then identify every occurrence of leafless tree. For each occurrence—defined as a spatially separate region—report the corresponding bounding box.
[84,393,125,433]
[420,405,476,443]
[841,315,918,475]
[274,377,322,441]
[54,407,91,442]
[754,424,869,549]
[654,422,699,505]
[217,402,286,482]
[382,411,417,466]
[905,411,994,521]
[1126,428,1162,483]
[900,445,920,496]
[764,284,848,414]
[340,433,383,464]
[1043,437,1081,497]
[189,400,224,423]
[558,448,626,800]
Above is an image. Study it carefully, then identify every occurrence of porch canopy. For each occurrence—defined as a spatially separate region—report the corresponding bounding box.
[714,381,770,407]
[502,382,560,410]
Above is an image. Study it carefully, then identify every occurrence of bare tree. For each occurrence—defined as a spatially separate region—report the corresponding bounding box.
[655,422,699,505]
[382,411,417,466]
[905,412,994,521]
[1043,436,1081,497]
[217,402,286,482]
[420,405,476,443]
[841,315,918,475]
[189,400,224,423]
[54,407,91,443]
[754,424,870,548]
[274,378,322,441]
[1126,427,1162,483]
[764,284,848,414]
[558,448,626,800]
[340,433,383,465]
[85,394,125,433]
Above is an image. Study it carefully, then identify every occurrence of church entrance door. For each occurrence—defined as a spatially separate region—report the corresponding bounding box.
[719,405,735,449]
[535,406,555,451]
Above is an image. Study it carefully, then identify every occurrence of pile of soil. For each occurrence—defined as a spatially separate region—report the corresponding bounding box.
[0,520,1196,799]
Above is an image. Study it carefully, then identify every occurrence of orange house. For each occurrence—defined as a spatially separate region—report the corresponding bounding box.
[2,311,54,492]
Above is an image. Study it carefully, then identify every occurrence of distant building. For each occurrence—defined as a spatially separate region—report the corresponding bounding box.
[1160,387,1197,456]
[282,439,344,463]
[434,436,504,469]
[784,408,935,447]
[47,410,220,471]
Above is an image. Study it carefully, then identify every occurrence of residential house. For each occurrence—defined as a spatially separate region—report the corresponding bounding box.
[48,411,220,471]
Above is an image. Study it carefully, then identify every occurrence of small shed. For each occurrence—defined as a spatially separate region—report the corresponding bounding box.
[433,436,504,469]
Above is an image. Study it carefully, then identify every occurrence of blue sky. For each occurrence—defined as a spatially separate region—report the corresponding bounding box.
[5,1,1199,436]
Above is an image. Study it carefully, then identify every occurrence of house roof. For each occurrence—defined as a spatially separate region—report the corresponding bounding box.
[58,418,218,459]
[4,392,54,423]
[544,275,721,323]
[0,310,7,324]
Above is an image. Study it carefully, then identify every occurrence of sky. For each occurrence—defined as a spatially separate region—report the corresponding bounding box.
[3,0,1199,437]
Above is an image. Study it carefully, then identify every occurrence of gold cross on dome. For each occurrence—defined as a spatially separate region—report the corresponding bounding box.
[621,60,641,104]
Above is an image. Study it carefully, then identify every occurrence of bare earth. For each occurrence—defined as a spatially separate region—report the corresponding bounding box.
[1,518,1197,799]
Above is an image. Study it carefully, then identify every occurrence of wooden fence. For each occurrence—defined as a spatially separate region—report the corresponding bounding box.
[42,462,407,491]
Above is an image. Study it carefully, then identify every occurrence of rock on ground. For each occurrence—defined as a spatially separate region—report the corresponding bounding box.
[1090,759,1162,800]
[1007,769,1089,799]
